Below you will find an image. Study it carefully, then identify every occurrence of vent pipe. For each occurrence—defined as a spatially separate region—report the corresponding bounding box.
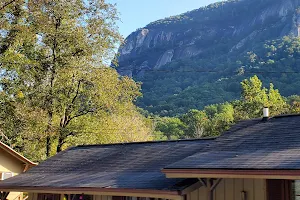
[262,107,269,121]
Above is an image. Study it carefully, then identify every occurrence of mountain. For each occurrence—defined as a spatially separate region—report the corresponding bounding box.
[116,0,300,116]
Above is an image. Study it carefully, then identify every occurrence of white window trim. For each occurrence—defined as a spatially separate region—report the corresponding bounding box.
[0,172,13,180]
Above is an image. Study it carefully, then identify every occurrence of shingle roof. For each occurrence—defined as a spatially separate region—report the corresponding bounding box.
[2,114,300,192]
[165,114,300,170]
[0,139,213,191]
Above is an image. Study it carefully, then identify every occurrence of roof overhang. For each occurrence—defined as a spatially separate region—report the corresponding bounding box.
[0,141,37,167]
[162,169,300,180]
[0,186,183,200]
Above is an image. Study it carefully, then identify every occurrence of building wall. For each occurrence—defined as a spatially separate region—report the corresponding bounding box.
[29,193,172,200]
[95,197,167,200]
[27,179,266,200]
[0,148,25,200]
[187,179,266,200]
[94,195,112,200]
[0,148,24,173]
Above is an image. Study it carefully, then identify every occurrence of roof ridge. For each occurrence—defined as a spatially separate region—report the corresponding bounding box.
[272,113,300,119]
[231,113,300,122]
[73,137,217,149]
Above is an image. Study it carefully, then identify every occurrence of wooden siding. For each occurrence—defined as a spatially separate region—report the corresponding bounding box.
[0,148,24,174]
[81,197,165,200]
[29,193,175,200]
[95,196,112,200]
[27,180,265,200]
[187,179,266,200]
[28,193,37,200]
[0,148,25,200]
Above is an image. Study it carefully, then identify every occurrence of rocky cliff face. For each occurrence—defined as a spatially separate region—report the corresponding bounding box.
[115,0,300,116]
[117,0,300,77]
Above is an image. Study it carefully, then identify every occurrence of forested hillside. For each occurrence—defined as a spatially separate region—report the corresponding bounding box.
[152,75,300,140]
[116,0,300,116]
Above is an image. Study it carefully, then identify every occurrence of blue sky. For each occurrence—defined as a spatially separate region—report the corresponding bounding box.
[108,0,222,38]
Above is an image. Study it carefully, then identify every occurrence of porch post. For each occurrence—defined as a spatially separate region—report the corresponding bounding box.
[207,179,212,200]
[203,178,222,200]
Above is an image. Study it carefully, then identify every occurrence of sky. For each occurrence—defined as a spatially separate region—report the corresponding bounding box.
[108,0,222,38]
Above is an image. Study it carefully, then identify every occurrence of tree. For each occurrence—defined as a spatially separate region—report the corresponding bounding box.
[236,75,286,119]
[0,0,151,160]
[237,75,268,118]
[0,0,25,55]
[0,0,19,11]
[266,83,287,115]
[67,106,153,145]
[205,103,234,136]
[287,95,300,114]
[181,109,209,138]
[247,51,257,63]
[154,117,186,140]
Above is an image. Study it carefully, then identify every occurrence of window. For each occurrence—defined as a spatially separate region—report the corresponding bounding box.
[293,180,300,200]
[0,172,13,180]
[112,197,156,200]
[37,193,61,200]
[64,194,93,200]
[112,197,143,200]
[112,197,126,200]
[267,179,292,200]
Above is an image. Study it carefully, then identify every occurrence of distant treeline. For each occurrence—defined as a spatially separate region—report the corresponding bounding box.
[150,75,300,140]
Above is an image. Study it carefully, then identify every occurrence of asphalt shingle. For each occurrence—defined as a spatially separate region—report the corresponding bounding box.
[2,114,300,191]
[0,139,213,191]
[165,115,300,170]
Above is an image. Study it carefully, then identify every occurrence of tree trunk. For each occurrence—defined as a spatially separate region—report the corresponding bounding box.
[56,135,63,153]
[56,126,70,153]
[45,18,59,157]
[45,111,53,157]
[46,135,51,157]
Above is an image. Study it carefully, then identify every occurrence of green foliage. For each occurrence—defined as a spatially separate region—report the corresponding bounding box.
[287,95,300,114]
[206,103,234,136]
[0,0,152,161]
[155,76,299,139]
[135,35,300,116]
[154,117,186,140]
[234,76,287,119]
[154,102,235,139]
[181,110,209,138]
[267,83,287,115]
[239,75,268,118]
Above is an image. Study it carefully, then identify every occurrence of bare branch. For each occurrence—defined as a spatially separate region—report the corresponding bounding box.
[65,110,94,127]
[72,49,84,57]
[70,110,94,120]
[0,0,19,11]
[72,79,83,104]
[60,79,84,128]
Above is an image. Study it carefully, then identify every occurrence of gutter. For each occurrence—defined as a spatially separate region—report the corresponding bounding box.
[162,169,300,179]
[0,186,183,200]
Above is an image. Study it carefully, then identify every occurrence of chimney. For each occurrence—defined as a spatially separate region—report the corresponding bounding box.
[262,107,269,121]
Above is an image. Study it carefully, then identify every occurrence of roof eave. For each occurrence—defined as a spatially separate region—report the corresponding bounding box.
[162,169,300,180]
[0,141,37,166]
[0,186,183,200]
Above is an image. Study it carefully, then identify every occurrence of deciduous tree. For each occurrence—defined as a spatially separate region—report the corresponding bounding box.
[0,0,151,160]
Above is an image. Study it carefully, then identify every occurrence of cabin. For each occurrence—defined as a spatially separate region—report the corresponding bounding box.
[0,141,37,200]
[1,113,300,200]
